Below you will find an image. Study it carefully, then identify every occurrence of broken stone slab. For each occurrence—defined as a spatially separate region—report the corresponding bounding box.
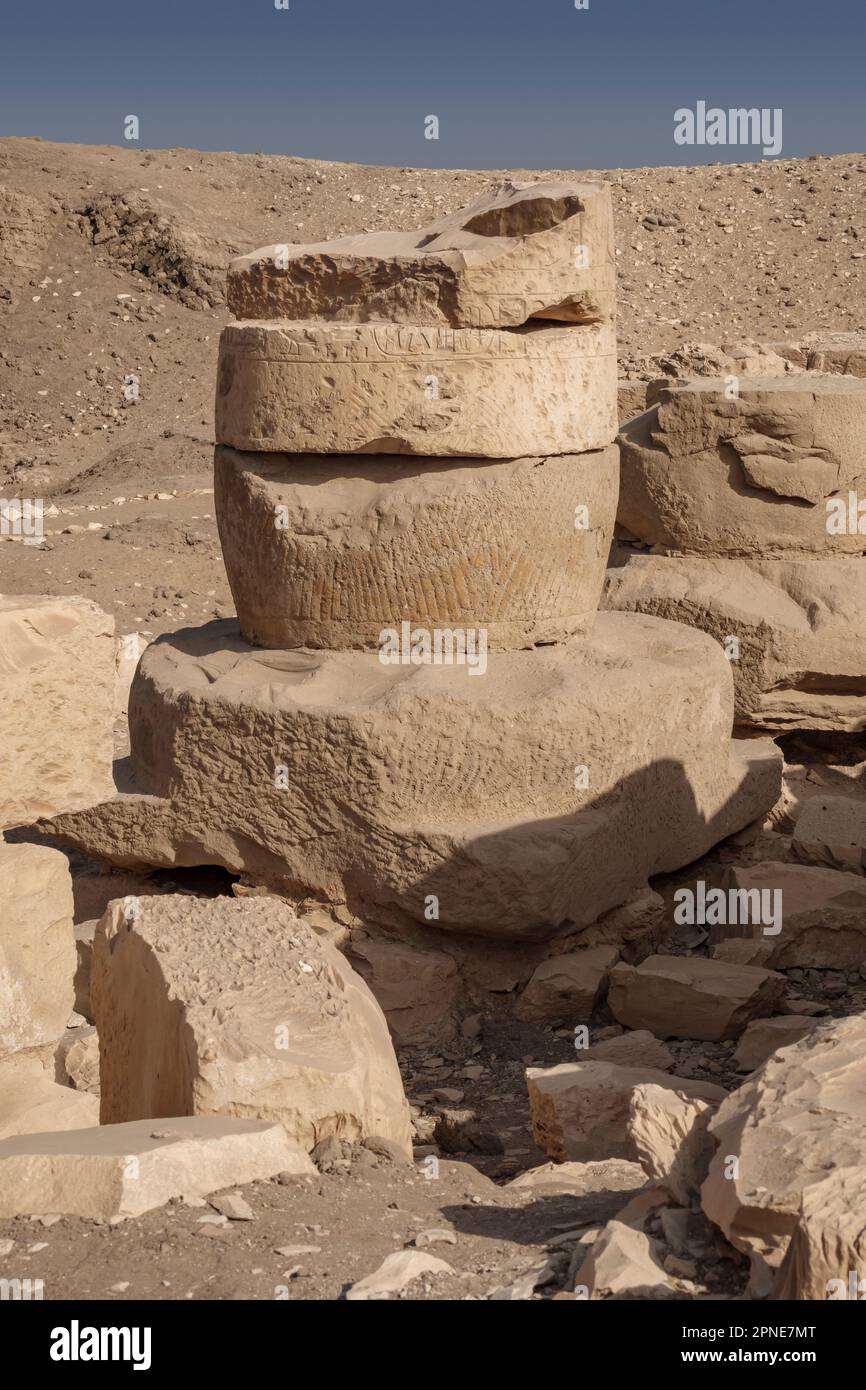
[514,945,619,1023]
[345,933,460,1046]
[226,180,615,329]
[773,1169,866,1300]
[92,894,412,1156]
[43,612,781,940]
[507,1157,648,1198]
[0,839,75,1058]
[0,1116,313,1220]
[716,861,866,968]
[56,1025,100,1093]
[346,1248,453,1301]
[733,1016,817,1072]
[608,954,786,1041]
[617,377,866,556]
[628,1082,720,1206]
[701,1015,866,1296]
[526,1059,725,1163]
[603,556,866,733]
[215,319,617,459]
[214,444,619,650]
[0,1051,99,1139]
[792,794,866,874]
[0,596,115,828]
[583,1030,674,1071]
[572,1187,676,1299]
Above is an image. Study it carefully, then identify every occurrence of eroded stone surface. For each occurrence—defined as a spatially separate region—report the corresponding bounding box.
[215,445,618,649]
[215,319,617,458]
[0,596,115,827]
[226,180,615,329]
[92,894,412,1155]
[44,613,781,939]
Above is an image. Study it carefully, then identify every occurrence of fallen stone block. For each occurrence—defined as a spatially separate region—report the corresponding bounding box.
[0,1116,313,1220]
[515,945,619,1023]
[0,596,114,827]
[215,318,617,459]
[226,179,615,329]
[628,1082,720,1205]
[56,1025,100,1093]
[716,860,866,968]
[773,1169,866,1300]
[92,894,412,1155]
[346,1248,453,1301]
[733,1016,817,1072]
[608,954,786,1041]
[603,556,866,732]
[572,1188,676,1299]
[792,794,866,874]
[214,444,618,650]
[346,932,460,1045]
[701,1015,866,1295]
[617,377,866,556]
[526,1059,725,1163]
[0,1052,98,1139]
[0,839,75,1058]
[584,1030,674,1071]
[44,613,781,939]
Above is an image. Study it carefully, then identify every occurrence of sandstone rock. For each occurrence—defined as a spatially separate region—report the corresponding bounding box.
[45,613,781,939]
[92,895,412,1155]
[733,1016,817,1072]
[628,1083,720,1205]
[515,945,619,1023]
[773,1170,866,1300]
[226,180,615,329]
[0,596,114,827]
[603,556,866,732]
[617,378,866,556]
[0,1116,313,1220]
[573,1188,676,1299]
[346,1248,453,1301]
[804,331,866,378]
[73,919,97,1020]
[0,840,75,1057]
[717,860,866,968]
[701,1015,866,1295]
[56,1025,100,1093]
[346,933,460,1045]
[571,887,665,963]
[608,954,786,1040]
[215,319,617,458]
[0,1052,98,1139]
[792,794,866,874]
[507,1157,648,1196]
[214,445,618,650]
[526,1059,725,1163]
[584,1030,674,1071]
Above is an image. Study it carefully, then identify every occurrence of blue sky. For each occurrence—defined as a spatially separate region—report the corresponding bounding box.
[1,0,863,169]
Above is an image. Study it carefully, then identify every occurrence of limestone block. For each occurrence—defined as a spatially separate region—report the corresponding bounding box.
[215,319,617,458]
[617,378,866,556]
[584,1030,674,1071]
[214,445,619,650]
[792,794,866,874]
[226,180,615,329]
[0,596,115,827]
[608,955,785,1041]
[0,1116,313,1220]
[733,1016,817,1072]
[628,1082,720,1205]
[346,933,460,1045]
[773,1170,866,1300]
[0,840,75,1058]
[526,1059,724,1163]
[92,894,412,1155]
[43,613,782,939]
[701,1015,866,1296]
[0,1051,98,1139]
[603,556,866,732]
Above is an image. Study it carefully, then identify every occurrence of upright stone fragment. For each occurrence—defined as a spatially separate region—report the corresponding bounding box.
[0,596,115,826]
[214,445,618,649]
[45,613,781,938]
[92,894,412,1155]
[226,180,615,329]
[0,839,75,1057]
[628,1083,720,1205]
[0,1117,313,1220]
[701,1016,866,1295]
[617,377,866,555]
[216,319,617,458]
